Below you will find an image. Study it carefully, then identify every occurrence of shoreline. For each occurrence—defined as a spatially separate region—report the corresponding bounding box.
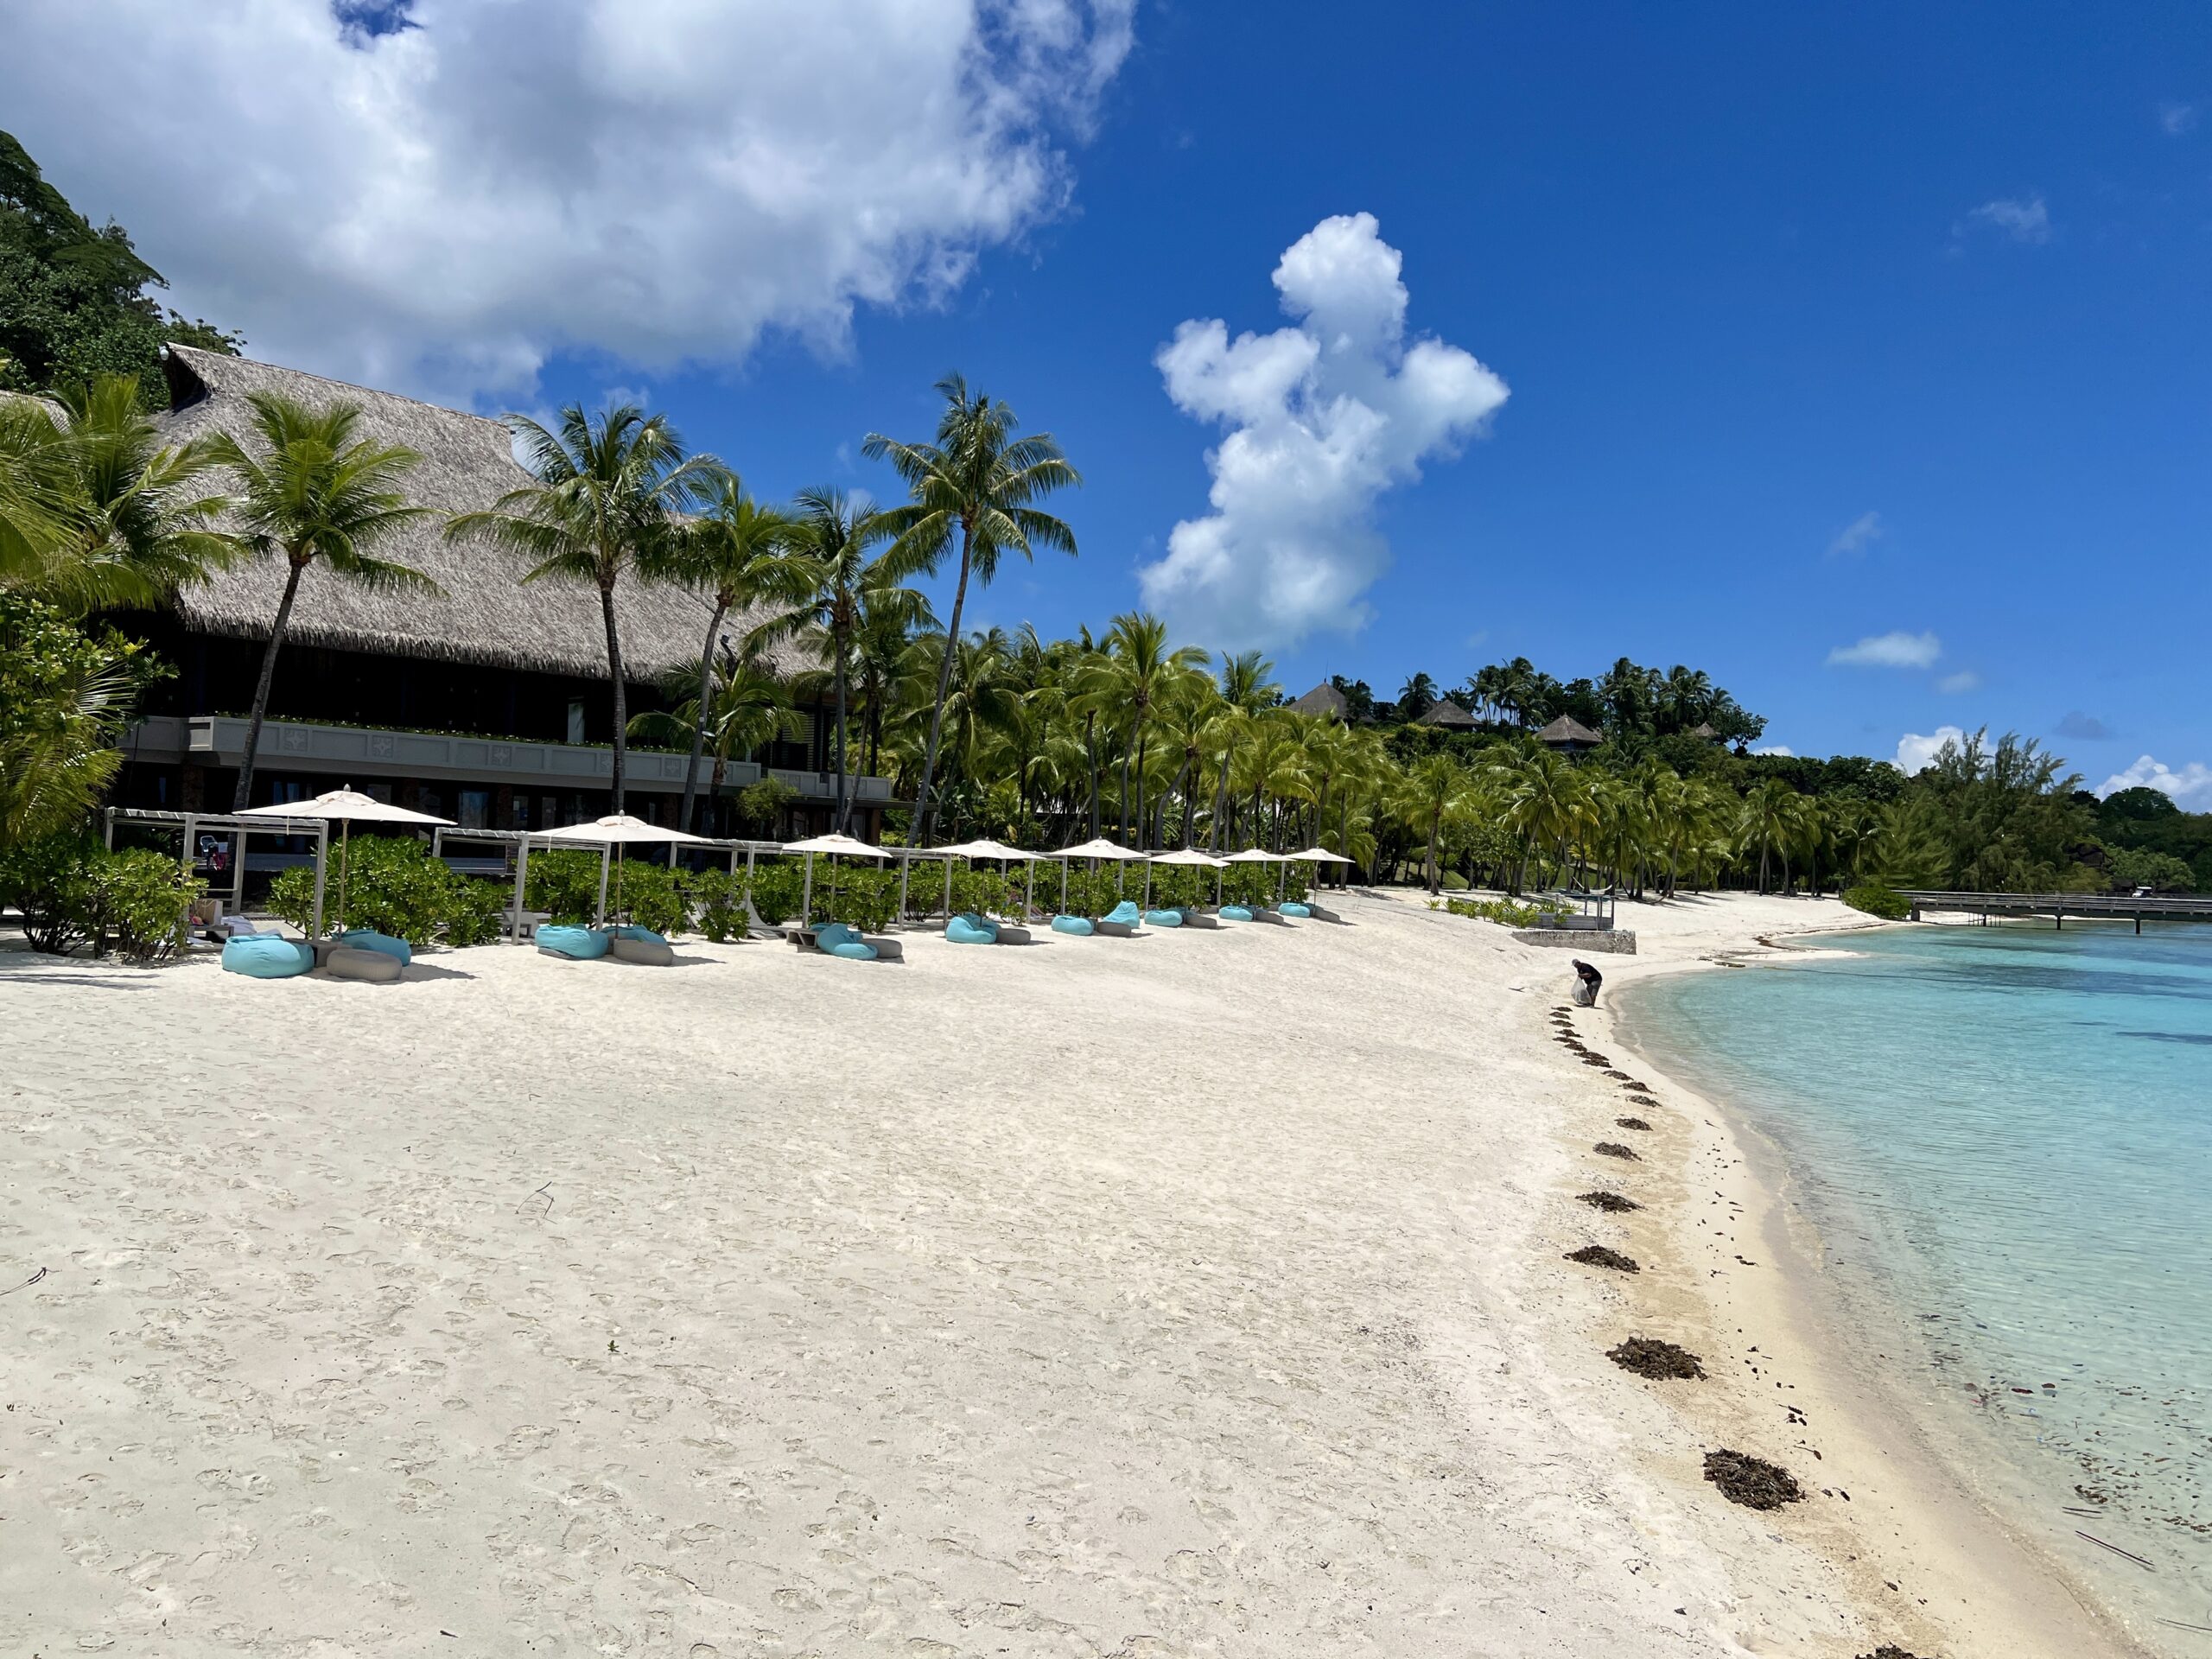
[1578,906,2152,1659]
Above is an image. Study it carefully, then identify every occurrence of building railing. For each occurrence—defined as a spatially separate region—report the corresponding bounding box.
[122,715,891,803]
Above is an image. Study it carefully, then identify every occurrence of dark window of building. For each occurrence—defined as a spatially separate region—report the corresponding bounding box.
[566,700,585,745]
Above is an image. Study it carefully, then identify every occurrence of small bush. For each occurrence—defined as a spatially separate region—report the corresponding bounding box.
[949,867,1018,918]
[522,847,605,926]
[270,834,508,946]
[1143,863,1202,910]
[1446,896,1543,928]
[818,864,899,931]
[2,832,99,955]
[1058,866,1128,918]
[1844,883,1911,921]
[609,859,688,936]
[97,847,206,963]
[748,859,804,925]
[685,868,749,942]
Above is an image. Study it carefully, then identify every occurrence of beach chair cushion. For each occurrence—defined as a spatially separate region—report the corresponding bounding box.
[946,913,999,944]
[826,938,879,960]
[1144,908,1183,927]
[608,935,676,965]
[1051,914,1095,936]
[338,928,412,965]
[1219,905,1255,921]
[324,944,404,982]
[1278,902,1313,918]
[1103,899,1141,925]
[537,925,609,960]
[612,925,670,945]
[221,936,315,978]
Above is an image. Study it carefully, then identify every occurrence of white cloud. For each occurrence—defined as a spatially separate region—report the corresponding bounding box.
[1826,511,1884,556]
[1751,745,1794,757]
[0,0,1135,403]
[1896,726,1967,774]
[2096,755,2212,809]
[2160,101,2199,137]
[1936,670,1981,694]
[1961,194,2051,245]
[2056,711,2113,741]
[1827,630,1942,669]
[1137,213,1509,649]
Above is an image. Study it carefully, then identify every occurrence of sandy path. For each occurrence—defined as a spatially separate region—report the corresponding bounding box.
[0,891,2127,1656]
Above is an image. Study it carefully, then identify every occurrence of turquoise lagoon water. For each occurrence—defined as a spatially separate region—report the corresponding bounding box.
[1617,921,2212,1635]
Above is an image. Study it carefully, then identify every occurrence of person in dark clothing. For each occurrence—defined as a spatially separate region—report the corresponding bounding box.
[1570,958,1603,1007]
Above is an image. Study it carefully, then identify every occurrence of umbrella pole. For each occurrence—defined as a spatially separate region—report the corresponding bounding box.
[897,853,910,922]
[1060,860,1067,912]
[1026,860,1035,918]
[943,859,951,918]
[336,819,351,931]
[596,847,610,927]
[1143,860,1152,909]
[511,836,531,944]
[801,853,814,927]
[310,823,327,939]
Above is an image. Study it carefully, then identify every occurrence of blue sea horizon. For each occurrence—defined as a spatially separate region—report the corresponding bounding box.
[1618,919,2211,1642]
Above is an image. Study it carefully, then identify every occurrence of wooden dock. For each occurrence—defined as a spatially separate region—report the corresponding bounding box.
[1898,890,2212,932]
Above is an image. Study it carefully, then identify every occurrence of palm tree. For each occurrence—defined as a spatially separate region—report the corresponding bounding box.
[3,374,238,612]
[1738,778,1802,894]
[1097,611,1207,849]
[627,643,806,834]
[645,473,797,832]
[1490,746,1587,892]
[204,392,436,810]
[760,487,931,835]
[865,373,1079,845]
[1395,753,1472,893]
[448,404,717,813]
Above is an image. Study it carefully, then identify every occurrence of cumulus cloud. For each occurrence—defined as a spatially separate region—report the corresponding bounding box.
[1936,670,1982,694]
[1137,213,1509,648]
[1826,512,1884,557]
[1896,727,1967,774]
[1961,194,2051,245]
[2056,711,2113,741]
[1827,630,1942,669]
[0,0,1135,402]
[1751,745,1794,757]
[2098,755,2212,809]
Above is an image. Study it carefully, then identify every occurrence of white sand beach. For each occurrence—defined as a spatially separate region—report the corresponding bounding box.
[0,893,2142,1656]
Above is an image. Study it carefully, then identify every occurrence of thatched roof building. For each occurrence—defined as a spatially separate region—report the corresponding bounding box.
[156,346,802,683]
[1535,713,1603,751]
[1419,698,1477,729]
[1287,682,1347,719]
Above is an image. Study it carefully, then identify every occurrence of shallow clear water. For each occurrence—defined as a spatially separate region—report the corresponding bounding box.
[1618,922,2212,1631]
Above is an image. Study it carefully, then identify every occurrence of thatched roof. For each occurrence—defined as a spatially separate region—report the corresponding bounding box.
[1419,698,1477,728]
[1690,721,1719,740]
[1287,682,1347,718]
[1535,713,1603,747]
[156,346,804,683]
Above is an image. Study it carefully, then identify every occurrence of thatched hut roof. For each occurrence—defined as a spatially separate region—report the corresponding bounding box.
[1535,713,1603,748]
[1287,682,1347,718]
[1690,721,1719,740]
[156,346,804,683]
[1419,698,1477,728]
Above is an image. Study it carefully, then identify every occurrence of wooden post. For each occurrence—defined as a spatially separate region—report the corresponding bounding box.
[510,836,531,943]
[309,823,327,940]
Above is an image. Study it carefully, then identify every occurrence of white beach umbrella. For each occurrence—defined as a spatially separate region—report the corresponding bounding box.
[1221,846,1287,906]
[784,832,890,926]
[543,813,716,925]
[238,785,454,930]
[1049,836,1144,911]
[1285,843,1352,902]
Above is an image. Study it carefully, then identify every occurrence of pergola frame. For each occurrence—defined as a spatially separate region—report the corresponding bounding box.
[104,806,331,944]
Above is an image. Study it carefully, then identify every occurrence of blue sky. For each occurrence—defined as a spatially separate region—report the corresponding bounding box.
[9,1,2211,797]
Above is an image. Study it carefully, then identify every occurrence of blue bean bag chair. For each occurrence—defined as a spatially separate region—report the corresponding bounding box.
[1278,902,1313,918]
[338,928,412,966]
[1103,899,1142,925]
[945,912,999,944]
[537,925,609,960]
[611,925,669,945]
[812,921,880,961]
[1144,908,1184,927]
[222,936,315,978]
[1219,905,1255,921]
[1051,914,1095,937]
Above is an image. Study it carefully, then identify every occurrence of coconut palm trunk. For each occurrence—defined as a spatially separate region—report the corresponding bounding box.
[908,523,973,846]
[832,622,852,834]
[600,582,628,812]
[679,599,728,833]
[233,556,307,810]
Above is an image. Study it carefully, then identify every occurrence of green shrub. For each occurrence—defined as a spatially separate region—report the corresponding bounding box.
[609,859,688,936]
[949,867,1017,918]
[1282,866,1313,902]
[684,868,749,942]
[1844,883,1911,921]
[522,847,605,925]
[749,859,804,925]
[1224,863,1275,906]
[270,835,510,946]
[96,847,205,963]
[1145,864,1202,909]
[1446,896,1543,928]
[1058,865,1129,918]
[818,864,899,931]
[2,832,99,955]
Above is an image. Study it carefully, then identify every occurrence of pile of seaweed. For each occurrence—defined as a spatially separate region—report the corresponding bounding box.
[1566,1244,1639,1273]
[1608,1337,1705,1380]
[1704,1448,1804,1509]
[1577,1190,1639,1212]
